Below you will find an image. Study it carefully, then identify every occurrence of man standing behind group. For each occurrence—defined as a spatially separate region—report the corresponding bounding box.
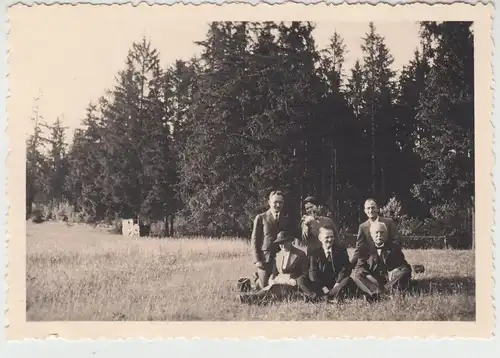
[300,196,341,256]
[351,198,400,266]
[251,190,291,289]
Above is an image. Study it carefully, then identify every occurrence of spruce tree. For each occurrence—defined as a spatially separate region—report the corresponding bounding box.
[411,21,474,234]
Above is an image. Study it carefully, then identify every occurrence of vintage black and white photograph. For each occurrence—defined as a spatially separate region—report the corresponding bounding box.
[6,3,494,337]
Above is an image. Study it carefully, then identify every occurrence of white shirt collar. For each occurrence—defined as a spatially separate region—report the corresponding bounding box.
[369,216,380,225]
[323,247,332,258]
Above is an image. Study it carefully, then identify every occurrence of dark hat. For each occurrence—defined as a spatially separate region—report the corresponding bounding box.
[274,231,295,245]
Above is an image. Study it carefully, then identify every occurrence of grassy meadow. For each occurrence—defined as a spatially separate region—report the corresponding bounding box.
[26,221,475,321]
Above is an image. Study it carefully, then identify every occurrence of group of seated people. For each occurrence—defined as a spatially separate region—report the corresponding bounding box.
[238,191,414,305]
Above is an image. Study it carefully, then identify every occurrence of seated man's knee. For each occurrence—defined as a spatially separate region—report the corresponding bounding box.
[352,269,364,280]
[399,266,412,278]
[344,276,355,286]
[296,276,306,285]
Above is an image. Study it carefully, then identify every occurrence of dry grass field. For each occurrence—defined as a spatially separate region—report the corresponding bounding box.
[26,221,475,321]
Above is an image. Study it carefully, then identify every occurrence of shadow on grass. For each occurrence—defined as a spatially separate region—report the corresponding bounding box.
[411,276,475,295]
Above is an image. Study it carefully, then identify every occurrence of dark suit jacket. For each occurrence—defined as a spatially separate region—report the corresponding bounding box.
[309,243,352,287]
[250,209,291,264]
[355,240,411,279]
[351,216,399,266]
[271,246,308,279]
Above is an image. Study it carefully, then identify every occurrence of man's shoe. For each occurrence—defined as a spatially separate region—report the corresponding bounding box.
[239,293,254,304]
[364,293,381,303]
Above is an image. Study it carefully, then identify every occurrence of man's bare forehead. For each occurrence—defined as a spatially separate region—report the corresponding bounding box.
[364,200,377,208]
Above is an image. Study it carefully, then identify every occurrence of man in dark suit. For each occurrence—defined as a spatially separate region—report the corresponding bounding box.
[250,190,293,289]
[351,198,400,266]
[240,231,317,304]
[352,221,412,300]
[308,226,354,302]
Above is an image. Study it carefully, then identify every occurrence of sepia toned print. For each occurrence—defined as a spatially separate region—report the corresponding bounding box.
[6,2,494,339]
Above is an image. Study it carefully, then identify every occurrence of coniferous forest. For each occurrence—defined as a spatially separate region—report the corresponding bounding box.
[25,21,475,242]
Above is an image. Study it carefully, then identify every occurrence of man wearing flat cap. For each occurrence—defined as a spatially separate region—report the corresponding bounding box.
[300,196,342,256]
[240,231,318,304]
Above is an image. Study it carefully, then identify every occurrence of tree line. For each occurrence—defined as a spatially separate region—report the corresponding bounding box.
[26,21,475,239]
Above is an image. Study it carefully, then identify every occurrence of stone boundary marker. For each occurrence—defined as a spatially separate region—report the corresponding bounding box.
[121,218,140,237]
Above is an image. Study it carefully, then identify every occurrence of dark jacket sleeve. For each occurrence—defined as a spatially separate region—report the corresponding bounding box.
[291,252,308,279]
[309,254,320,283]
[351,224,367,266]
[270,259,279,279]
[388,243,410,271]
[336,246,352,283]
[250,214,263,263]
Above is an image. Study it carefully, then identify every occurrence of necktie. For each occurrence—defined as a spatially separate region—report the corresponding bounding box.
[327,251,334,274]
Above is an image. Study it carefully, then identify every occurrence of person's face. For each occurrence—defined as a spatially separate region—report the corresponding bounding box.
[269,194,284,213]
[372,226,387,247]
[304,202,318,217]
[319,229,334,251]
[364,200,379,219]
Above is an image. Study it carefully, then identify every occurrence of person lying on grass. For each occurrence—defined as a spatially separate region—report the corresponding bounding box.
[352,221,412,302]
[307,226,356,303]
[239,231,319,305]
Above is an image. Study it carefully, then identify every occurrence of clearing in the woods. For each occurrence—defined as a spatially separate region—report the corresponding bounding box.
[26,221,475,321]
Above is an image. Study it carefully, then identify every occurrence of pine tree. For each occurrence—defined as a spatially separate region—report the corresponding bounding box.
[276,21,322,219]
[65,102,107,221]
[393,49,430,217]
[360,22,397,202]
[45,117,69,205]
[318,31,362,229]
[26,96,50,216]
[166,58,202,235]
[411,21,474,234]
[99,38,171,222]
[178,22,254,236]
